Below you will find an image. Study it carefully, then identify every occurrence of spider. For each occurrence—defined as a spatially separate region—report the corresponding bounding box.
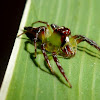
[17,21,100,88]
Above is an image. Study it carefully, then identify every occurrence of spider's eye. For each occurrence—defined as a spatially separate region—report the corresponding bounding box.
[62,28,71,36]
[66,29,71,35]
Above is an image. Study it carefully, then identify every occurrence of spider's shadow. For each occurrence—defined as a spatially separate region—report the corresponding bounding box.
[24,39,70,87]
[77,46,100,59]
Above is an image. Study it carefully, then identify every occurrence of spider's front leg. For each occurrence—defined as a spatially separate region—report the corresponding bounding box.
[52,52,72,88]
[41,43,54,73]
[72,35,100,51]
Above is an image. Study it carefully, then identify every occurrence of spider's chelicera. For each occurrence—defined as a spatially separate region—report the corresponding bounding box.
[17,21,100,88]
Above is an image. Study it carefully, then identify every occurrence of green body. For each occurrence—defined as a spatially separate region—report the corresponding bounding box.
[38,27,77,57]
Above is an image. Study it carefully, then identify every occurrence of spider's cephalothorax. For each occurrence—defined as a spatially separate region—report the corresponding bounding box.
[17,21,100,88]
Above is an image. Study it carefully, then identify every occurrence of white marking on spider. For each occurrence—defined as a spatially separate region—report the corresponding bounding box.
[65,36,69,42]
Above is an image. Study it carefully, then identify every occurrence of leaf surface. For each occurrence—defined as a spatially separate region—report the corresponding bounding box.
[1,0,100,100]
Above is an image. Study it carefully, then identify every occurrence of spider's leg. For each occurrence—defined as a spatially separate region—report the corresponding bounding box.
[34,32,39,58]
[52,52,72,88]
[32,21,53,35]
[41,43,54,73]
[72,35,100,51]
[34,27,46,58]
[31,21,49,27]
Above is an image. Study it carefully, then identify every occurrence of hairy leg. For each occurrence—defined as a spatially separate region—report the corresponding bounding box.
[41,43,54,73]
[31,21,50,28]
[52,52,72,88]
[33,27,47,57]
[72,35,100,51]
[31,21,53,35]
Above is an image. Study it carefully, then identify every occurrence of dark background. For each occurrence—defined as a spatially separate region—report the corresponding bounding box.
[0,0,26,87]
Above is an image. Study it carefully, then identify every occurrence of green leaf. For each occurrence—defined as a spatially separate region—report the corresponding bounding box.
[1,0,100,100]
